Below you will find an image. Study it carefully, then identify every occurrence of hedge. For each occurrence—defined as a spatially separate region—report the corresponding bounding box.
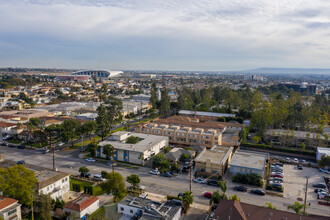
[241,143,316,156]
[167,195,182,201]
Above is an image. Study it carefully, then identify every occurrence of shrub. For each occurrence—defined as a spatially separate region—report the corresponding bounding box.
[126,136,140,144]
[241,143,316,156]
[232,173,263,187]
[167,195,182,201]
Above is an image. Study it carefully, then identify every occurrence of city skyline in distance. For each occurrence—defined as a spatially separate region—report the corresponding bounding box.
[0,0,330,72]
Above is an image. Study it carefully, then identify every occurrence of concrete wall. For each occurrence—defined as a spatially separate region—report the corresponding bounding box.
[117,203,140,217]
[230,166,264,177]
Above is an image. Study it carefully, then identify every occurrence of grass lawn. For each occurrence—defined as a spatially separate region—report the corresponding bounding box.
[89,206,105,220]
[70,177,105,196]
[72,136,102,149]
[22,141,48,148]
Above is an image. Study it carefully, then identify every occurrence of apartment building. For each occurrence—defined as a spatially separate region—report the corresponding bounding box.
[134,123,222,149]
[0,196,22,220]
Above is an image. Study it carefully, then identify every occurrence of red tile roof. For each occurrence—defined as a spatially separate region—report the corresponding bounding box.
[64,194,99,212]
[0,121,16,128]
[0,196,18,210]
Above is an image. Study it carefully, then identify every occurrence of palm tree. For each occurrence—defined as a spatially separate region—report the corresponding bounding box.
[182,190,194,211]
[265,202,276,210]
[287,202,306,215]
[218,180,228,198]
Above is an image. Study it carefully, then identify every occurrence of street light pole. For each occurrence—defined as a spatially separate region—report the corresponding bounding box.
[303,176,309,213]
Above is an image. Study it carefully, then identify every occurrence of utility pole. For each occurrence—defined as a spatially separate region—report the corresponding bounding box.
[31,192,34,220]
[189,165,192,192]
[303,176,309,213]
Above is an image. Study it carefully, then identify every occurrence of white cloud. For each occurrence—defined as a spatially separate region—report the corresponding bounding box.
[0,0,330,70]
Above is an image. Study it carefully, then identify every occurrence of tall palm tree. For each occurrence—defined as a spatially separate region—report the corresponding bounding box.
[182,190,194,211]
[287,202,306,215]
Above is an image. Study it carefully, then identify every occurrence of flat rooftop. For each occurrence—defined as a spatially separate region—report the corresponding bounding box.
[229,151,268,171]
[99,132,168,152]
[179,110,236,117]
[195,146,233,164]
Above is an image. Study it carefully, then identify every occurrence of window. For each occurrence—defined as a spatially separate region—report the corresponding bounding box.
[8,208,16,216]
[130,210,134,214]
[120,207,124,211]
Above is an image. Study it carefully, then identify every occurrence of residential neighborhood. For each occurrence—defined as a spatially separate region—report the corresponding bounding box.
[0,70,329,220]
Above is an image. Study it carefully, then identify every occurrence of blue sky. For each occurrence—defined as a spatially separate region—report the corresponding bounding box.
[0,0,330,71]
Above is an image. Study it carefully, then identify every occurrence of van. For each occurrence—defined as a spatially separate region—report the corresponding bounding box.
[92,174,105,181]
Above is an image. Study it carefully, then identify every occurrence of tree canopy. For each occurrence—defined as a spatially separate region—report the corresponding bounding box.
[100,172,127,203]
[126,174,140,189]
[0,165,38,205]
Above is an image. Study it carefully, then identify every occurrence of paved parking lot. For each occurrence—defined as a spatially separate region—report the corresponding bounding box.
[283,164,329,205]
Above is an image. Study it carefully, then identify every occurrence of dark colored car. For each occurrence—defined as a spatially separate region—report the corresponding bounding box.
[177,193,183,198]
[80,172,91,178]
[250,189,265,196]
[207,179,219,186]
[0,142,8,146]
[16,160,25,165]
[314,188,325,193]
[8,144,16,148]
[313,183,326,189]
[234,186,248,192]
[204,192,212,198]
[160,172,172,178]
[297,165,303,170]
[17,145,26,149]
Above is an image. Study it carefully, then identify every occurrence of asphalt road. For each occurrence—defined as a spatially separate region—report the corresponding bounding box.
[1,146,330,216]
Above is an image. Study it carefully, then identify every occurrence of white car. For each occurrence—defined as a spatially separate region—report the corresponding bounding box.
[149,170,160,175]
[193,178,205,184]
[286,158,291,162]
[86,158,95,162]
[293,158,298,163]
[93,174,105,181]
[301,160,307,164]
[318,191,329,199]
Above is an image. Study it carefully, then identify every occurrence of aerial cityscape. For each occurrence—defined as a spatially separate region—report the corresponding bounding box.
[0,1,329,220]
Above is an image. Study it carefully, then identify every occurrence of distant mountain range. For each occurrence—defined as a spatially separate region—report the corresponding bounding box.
[238,67,330,75]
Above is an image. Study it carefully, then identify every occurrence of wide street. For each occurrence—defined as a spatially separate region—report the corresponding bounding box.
[1,146,329,216]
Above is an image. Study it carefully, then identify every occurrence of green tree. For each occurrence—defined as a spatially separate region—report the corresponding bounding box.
[102,144,116,172]
[180,153,189,161]
[36,194,53,220]
[164,146,171,154]
[79,166,90,175]
[318,155,330,167]
[96,104,110,141]
[182,190,194,210]
[210,190,223,205]
[80,121,97,140]
[105,96,123,126]
[45,124,60,148]
[265,202,276,210]
[252,136,261,144]
[100,172,127,203]
[61,119,81,147]
[150,81,157,110]
[126,174,140,189]
[230,194,240,201]
[218,180,228,198]
[160,87,170,116]
[0,165,38,205]
[152,153,170,169]
[287,201,306,215]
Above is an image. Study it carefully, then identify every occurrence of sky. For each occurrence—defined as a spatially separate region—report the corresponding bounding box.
[0,0,330,71]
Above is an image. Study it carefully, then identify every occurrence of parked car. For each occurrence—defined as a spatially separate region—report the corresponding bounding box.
[17,145,25,149]
[194,178,205,184]
[204,192,212,198]
[16,160,25,165]
[85,158,95,162]
[160,172,172,178]
[314,188,325,193]
[92,174,105,182]
[269,182,283,187]
[42,149,50,154]
[206,179,219,186]
[149,170,160,175]
[313,183,326,189]
[270,177,283,182]
[318,192,329,199]
[107,162,117,167]
[8,144,16,148]
[293,158,298,163]
[285,158,291,162]
[319,168,329,174]
[177,192,183,198]
[250,189,265,196]
[271,169,283,173]
[247,135,252,139]
[301,160,307,164]
[57,142,64,147]
[80,172,91,178]
[234,186,247,192]
[139,193,148,199]
[271,172,284,176]
[273,163,283,167]
[297,165,303,170]
[0,142,8,146]
[271,174,283,178]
